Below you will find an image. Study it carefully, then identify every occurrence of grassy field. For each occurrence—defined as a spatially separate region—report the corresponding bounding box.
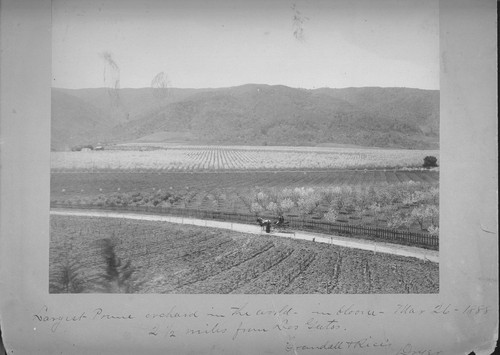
[50,215,439,294]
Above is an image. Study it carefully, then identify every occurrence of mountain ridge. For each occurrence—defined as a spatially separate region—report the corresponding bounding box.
[51,84,439,150]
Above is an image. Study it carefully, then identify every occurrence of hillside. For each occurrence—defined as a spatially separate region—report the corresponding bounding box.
[51,89,114,150]
[61,87,217,125]
[52,84,439,150]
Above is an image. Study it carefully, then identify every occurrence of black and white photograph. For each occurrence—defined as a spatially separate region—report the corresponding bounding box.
[49,0,440,294]
[2,0,498,353]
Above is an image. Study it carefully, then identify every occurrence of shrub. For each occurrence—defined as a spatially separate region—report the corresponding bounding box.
[423,156,438,168]
[132,194,143,203]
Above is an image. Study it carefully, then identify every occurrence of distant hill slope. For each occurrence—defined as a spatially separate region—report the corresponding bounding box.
[61,87,217,124]
[52,84,439,150]
[51,89,114,150]
[316,87,439,136]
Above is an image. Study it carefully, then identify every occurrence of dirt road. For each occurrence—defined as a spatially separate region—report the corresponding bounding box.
[50,209,439,263]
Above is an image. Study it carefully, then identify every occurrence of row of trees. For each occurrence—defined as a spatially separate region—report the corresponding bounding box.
[53,180,439,235]
[386,205,439,235]
[247,183,438,214]
[246,182,439,234]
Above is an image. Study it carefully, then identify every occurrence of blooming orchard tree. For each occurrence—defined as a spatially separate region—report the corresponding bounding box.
[352,206,363,219]
[429,187,439,204]
[293,187,315,199]
[279,188,295,200]
[403,190,429,206]
[342,195,357,211]
[387,211,412,229]
[297,193,321,216]
[410,205,439,230]
[324,208,339,223]
[322,187,341,205]
[266,202,279,214]
[250,202,264,215]
[368,202,382,214]
[331,195,344,210]
[428,225,439,236]
[226,195,239,211]
[256,191,267,203]
[425,205,439,226]
[279,198,295,213]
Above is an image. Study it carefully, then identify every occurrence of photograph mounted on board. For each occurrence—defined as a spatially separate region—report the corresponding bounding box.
[49,0,440,294]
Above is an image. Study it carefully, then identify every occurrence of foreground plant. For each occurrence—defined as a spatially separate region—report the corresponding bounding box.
[49,237,88,293]
[50,258,87,293]
[94,238,145,293]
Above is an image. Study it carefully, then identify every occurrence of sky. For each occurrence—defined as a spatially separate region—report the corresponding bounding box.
[52,0,439,90]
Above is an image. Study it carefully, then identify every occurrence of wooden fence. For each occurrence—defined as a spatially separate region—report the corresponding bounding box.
[50,203,439,250]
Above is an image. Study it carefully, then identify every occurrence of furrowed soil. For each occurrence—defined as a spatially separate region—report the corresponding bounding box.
[50,215,439,294]
[51,171,439,200]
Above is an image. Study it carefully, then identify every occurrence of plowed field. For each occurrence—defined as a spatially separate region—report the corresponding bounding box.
[50,215,439,294]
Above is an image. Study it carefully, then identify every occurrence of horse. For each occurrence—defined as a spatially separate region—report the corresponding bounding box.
[256,217,272,233]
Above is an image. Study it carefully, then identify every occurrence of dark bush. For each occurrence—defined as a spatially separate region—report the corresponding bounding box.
[94,238,145,293]
[423,156,438,168]
[158,192,171,201]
